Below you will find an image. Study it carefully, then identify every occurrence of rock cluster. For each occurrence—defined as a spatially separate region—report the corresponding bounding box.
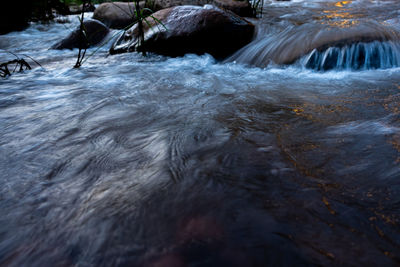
[52,1,255,59]
[93,0,253,29]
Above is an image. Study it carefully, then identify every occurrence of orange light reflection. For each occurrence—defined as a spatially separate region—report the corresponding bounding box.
[335,1,352,8]
[321,1,360,28]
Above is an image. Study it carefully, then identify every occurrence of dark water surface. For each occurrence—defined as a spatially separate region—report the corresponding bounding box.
[1,0,400,266]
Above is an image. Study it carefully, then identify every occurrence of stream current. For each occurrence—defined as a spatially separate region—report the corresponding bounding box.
[1,0,400,266]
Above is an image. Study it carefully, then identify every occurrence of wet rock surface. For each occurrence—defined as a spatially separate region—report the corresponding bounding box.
[152,0,254,17]
[152,0,209,10]
[94,0,254,30]
[68,3,96,15]
[212,0,253,17]
[110,5,255,58]
[227,21,400,67]
[93,1,145,29]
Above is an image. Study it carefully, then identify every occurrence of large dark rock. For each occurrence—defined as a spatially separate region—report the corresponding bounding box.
[212,0,253,17]
[52,19,109,50]
[93,2,146,29]
[110,5,255,58]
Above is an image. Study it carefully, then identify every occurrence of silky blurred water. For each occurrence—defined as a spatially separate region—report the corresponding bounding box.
[0,0,400,266]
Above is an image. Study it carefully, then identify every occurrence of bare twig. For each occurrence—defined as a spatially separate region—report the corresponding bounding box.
[74,0,91,68]
[0,59,31,78]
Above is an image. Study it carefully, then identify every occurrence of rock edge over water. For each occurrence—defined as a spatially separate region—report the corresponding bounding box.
[227,21,400,67]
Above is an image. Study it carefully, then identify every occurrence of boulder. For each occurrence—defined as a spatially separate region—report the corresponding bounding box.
[152,0,208,10]
[93,2,146,29]
[93,0,254,26]
[52,19,109,50]
[212,0,253,17]
[69,3,96,15]
[110,5,255,58]
[153,0,253,17]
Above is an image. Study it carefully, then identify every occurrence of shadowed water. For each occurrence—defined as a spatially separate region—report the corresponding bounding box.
[0,0,400,266]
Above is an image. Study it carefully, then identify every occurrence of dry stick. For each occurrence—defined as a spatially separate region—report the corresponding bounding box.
[21,54,44,69]
[74,5,85,68]
[0,50,41,78]
[0,65,11,77]
[0,59,31,78]
[111,1,160,56]
[74,0,90,68]
[1,49,43,69]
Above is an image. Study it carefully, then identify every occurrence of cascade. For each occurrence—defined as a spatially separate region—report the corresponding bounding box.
[226,21,400,71]
[301,41,400,70]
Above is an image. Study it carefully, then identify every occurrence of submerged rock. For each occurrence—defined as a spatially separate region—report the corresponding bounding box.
[227,21,400,67]
[110,5,255,58]
[93,1,146,29]
[51,19,109,50]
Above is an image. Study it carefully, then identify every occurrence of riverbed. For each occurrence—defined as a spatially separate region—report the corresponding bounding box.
[1,0,400,266]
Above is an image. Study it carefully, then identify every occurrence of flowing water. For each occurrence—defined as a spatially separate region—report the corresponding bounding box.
[1,0,400,266]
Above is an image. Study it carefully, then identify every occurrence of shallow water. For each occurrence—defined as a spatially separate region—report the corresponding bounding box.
[1,0,400,266]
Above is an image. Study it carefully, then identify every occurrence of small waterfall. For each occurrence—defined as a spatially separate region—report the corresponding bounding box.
[226,21,400,70]
[301,41,400,70]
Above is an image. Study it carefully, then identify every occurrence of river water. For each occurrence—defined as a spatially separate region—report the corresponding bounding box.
[1,0,400,266]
